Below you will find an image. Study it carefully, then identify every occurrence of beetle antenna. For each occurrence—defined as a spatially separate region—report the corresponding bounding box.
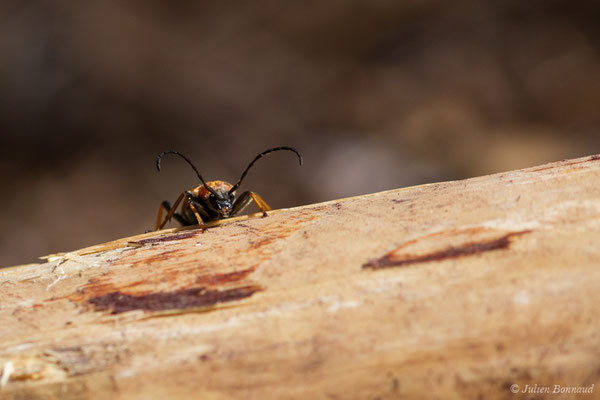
[156,150,219,196]
[229,146,303,194]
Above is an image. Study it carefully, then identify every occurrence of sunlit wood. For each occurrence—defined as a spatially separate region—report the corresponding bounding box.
[1,155,599,399]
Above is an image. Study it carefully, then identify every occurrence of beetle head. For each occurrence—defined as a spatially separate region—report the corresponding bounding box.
[207,189,235,218]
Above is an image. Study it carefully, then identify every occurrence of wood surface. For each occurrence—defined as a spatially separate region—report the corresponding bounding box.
[1,155,600,399]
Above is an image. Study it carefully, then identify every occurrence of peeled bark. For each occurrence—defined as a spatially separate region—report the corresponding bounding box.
[1,155,599,399]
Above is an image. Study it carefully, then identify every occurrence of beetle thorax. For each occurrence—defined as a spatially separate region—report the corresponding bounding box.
[194,180,233,198]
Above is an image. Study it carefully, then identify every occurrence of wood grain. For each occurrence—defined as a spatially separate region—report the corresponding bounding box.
[1,155,600,399]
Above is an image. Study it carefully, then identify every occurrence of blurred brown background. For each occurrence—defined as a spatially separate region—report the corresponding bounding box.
[1,1,599,267]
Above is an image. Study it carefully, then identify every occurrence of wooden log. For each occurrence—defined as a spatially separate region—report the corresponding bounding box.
[1,155,599,399]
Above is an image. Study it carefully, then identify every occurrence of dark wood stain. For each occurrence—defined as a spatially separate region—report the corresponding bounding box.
[88,285,261,314]
[363,230,531,270]
[132,230,198,246]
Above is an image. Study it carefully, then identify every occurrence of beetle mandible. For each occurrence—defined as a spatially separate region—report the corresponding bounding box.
[155,146,302,231]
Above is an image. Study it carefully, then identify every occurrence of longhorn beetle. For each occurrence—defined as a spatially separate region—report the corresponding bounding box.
[155,146,303,231]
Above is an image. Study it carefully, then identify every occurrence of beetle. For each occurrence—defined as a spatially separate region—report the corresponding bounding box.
[155,146,303,231]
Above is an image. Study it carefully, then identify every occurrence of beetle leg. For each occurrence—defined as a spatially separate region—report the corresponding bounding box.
[251,192,272,216]
[230,191,253,216]
[184,191,207,231]
[156,193,185,230]
[156,200,188,228]
[231,191,272,217]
